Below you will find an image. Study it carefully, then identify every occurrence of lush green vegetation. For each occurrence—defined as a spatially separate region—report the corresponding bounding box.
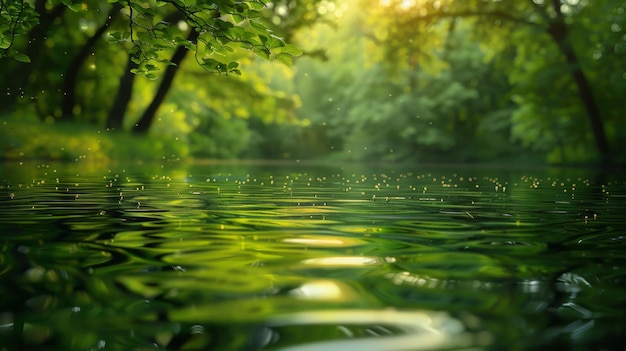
[1,0,624,165]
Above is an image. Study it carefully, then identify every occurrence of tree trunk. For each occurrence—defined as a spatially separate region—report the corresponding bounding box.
[106,11,185,131]
[547,0,610,159]
[106,56,138,130]
[60,3,121,121]
[132,28,199,134]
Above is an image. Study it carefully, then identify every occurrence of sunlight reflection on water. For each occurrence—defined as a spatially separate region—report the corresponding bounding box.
[266,309,477,351]
[302,256,382,266]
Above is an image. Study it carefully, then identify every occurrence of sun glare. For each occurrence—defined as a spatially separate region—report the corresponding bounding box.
[380,0,418,10]
[400,0,417,9]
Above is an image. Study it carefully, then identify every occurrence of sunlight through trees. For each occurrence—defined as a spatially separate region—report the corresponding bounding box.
[0,0,624,165]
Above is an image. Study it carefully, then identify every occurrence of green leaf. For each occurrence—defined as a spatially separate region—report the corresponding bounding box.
[264,35,284,49]
[254,48,270,60]
[66,2,84,12]
[278,44,303,57]
[232,14,245,23]
[108,32,122,41]
[12,52,31,63]
[249,19,268,32]
[227,26,246,40]
[275,53,292,67]
[235,3,247,12]
[214,19,234,31]
[244,9,263,19]
[0,37,11,50]
[201,58,221,71]
[176,37,196,50]
[246,1,266,10]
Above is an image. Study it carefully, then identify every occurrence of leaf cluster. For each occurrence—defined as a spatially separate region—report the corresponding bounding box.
[2,0,303,77]
[0,0,39,62]
[111,0,302,77]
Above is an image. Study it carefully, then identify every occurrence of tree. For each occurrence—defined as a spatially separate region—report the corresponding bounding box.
[60,3,122,121]
[1,0,303,113]
[126,0,331,134]
[537,0,609,158]
[357,0,623,163]
[106,55,138,130]
[132,28,199,133]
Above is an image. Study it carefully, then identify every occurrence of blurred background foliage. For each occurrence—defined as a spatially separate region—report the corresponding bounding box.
[0,0,624,165]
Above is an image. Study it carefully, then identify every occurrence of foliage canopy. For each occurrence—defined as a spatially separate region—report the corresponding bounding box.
[1,0,302,76]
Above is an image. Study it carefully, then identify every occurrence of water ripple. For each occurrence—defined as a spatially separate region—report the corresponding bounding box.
[1,163,626,350]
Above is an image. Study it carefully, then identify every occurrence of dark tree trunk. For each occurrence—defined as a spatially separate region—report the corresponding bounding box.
[106,11,185,131]
[547,0,610,159]
[27,0,66,68]
[106,56,138,130]
[60,3,121,121]
[132,28,199,134]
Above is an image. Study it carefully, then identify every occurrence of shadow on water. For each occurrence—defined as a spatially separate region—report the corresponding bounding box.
[1,161,625,350]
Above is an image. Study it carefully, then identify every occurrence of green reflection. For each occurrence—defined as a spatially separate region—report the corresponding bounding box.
[1,161,625,350]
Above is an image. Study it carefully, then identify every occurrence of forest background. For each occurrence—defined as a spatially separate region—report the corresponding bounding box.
[1,0,624,166]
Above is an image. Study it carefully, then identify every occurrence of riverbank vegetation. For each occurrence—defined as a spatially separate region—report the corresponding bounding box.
[1,0,624,166]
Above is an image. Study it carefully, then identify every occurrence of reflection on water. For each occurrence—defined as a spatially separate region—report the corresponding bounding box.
[1,161,625,350]
[263,309,474,351]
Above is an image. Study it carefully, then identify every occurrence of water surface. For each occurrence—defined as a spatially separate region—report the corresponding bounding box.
[1,161,625,350]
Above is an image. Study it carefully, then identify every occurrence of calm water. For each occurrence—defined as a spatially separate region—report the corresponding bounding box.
[1,161,625,351]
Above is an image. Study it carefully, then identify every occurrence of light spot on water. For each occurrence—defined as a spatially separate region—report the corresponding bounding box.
[303,256,380,266]
[289,280,346,300]
[267,309,474,350]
